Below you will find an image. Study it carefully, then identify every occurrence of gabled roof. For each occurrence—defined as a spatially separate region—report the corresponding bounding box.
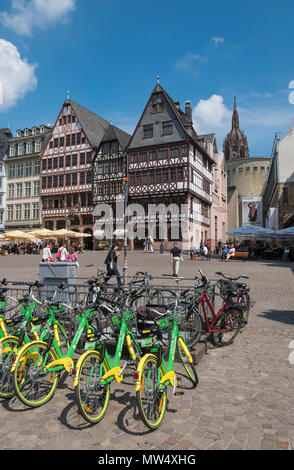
[68,99,111,149]
[100,124,131,150]
[127,82,215,164]
[153,83,197,138]
[197,133,218,154]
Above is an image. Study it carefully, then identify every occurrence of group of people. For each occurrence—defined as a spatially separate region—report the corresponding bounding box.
[189,240,211,260]
[221,244,236,261]
[143,236,155,252]
[2,242,43,255]
[41,241,79,264]
[41,237,237,288]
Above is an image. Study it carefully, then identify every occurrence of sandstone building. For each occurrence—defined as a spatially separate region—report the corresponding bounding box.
[224,98,271,230]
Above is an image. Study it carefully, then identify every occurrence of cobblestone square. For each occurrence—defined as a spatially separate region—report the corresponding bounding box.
[0,251,293,450]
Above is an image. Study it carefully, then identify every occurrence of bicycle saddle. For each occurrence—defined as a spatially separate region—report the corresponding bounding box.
[237,282,248,289]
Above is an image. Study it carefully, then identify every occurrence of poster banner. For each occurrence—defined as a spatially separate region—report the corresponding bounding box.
[242,197,263,227]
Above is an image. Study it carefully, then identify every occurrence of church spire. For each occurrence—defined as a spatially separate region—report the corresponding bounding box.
[223,96,249,161]
[232,96,239,129]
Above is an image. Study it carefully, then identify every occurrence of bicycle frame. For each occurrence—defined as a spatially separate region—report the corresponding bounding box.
[198,290,233,333]
[136,319,193,394]
[39,308,98,374]
[74,316,141,388]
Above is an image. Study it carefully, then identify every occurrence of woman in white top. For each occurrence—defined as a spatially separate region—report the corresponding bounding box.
[225,245,236,261]
[42,242,53,262]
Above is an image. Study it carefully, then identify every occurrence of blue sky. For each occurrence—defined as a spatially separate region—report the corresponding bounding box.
[0,0,293,156]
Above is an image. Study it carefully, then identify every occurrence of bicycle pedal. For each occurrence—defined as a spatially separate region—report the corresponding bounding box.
[174,392,184,397]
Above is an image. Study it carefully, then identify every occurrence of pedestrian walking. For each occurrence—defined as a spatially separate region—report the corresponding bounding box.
[170,243,183,277]
[203,245,210,260]
[42,241,54,263]
[104,242,122,286]
[143,237,150,252]
[217,240,222,255]
[149,236,154,253]
[57,243,68,262]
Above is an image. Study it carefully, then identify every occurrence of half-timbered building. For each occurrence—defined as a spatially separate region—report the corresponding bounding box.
[93,124,131,242]
[127,82,215,250]
[41,97,110,247]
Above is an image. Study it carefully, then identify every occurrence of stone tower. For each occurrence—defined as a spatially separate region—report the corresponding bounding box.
[223,97,249,161]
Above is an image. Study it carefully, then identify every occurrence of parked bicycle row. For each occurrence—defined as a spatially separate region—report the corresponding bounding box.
[0,268,251,430]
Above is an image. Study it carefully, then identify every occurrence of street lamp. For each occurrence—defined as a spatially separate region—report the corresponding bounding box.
[123,173,128,287]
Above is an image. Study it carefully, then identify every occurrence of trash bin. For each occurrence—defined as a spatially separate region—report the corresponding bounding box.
[39,262,78,303]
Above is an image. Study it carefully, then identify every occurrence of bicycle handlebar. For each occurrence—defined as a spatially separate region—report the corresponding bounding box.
[215,272,249,281]
[12,281,44,288]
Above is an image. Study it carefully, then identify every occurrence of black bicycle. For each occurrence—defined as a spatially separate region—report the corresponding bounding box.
[215,272,251,327]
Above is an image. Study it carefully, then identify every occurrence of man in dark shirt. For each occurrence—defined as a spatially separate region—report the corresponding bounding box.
[104,243,122,286]
[170,243,182,277]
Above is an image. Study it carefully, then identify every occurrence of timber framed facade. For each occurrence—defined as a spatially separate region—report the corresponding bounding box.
[127,83,215,250]
[40,98,110,248]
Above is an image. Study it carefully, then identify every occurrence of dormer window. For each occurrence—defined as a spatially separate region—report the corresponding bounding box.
[151,102,163,113]
[16,130,22,138]
[32,128,36,135]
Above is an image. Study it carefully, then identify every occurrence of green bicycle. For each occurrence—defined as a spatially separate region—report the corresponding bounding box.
[11,297,101,408]
[73,292,144,425]
[135,306,199,430]
[0,283,69,399]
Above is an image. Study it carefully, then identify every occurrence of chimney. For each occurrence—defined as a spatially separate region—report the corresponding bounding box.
[185,100,192,123]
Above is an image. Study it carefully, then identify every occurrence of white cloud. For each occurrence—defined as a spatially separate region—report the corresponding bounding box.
[174,52,206,75]
[0,39,37,110]
[193,95,231,134]
[211,36,224,45]
[1,0,76,36]
[193,93,294,155]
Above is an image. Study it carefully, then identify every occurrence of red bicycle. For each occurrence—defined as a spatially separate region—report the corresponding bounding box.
[195,269,244,347]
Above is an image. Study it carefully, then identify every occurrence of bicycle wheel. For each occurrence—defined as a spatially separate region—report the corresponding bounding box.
[176,338,199,388]
[136,355,167,430]
[178,305,202,348]
[211,307,242,347]
[239,291,250,326]
[0,336,21,399]
[12,341,59,407]
[75,351,110,424]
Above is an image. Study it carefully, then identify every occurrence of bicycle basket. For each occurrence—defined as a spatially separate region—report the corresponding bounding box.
[107,312,121,333]
[107,309,136,333]
[219,280,237,298]
[122,309,137,328]
[156,314,173,332]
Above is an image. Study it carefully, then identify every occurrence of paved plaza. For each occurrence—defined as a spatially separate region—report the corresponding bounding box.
[0,250,293,451]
